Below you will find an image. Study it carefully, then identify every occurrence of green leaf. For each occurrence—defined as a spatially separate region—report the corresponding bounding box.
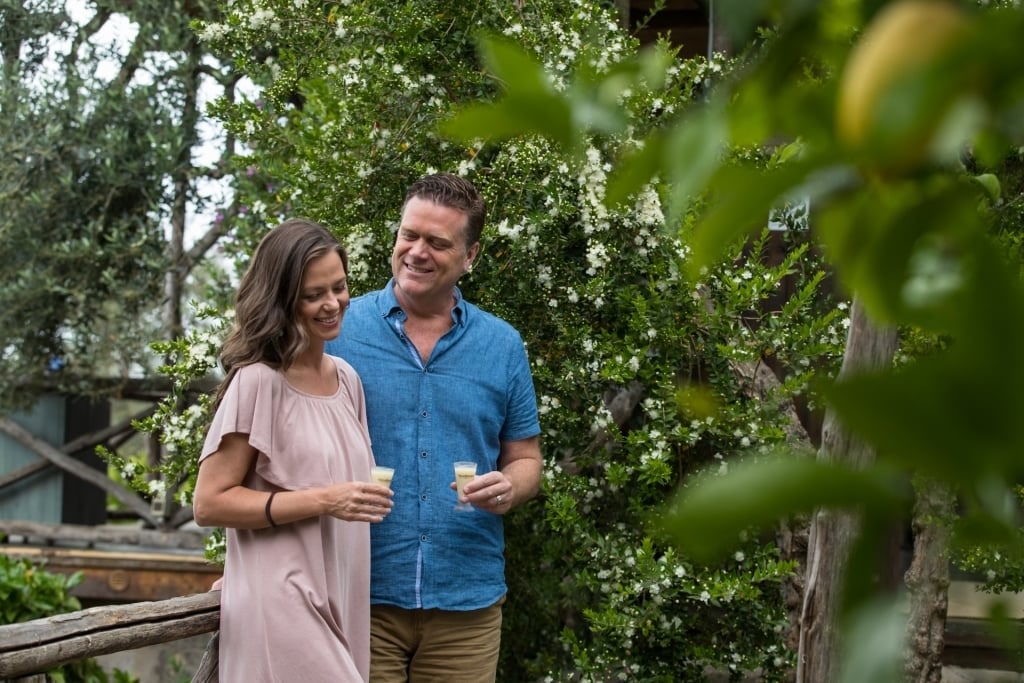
[655,454,906,562]
[824,346,1024,484]
[440,35,575,149]
[837,597,907,683]
[605,130,667,209]
[973,172,1001,203]
[815,178,987,328]
[568,82,627,137]
[686,160,812,280]
[443,36,678,159]
[441,98,573,148]
[478,34,555,98]
[663,101,729,229]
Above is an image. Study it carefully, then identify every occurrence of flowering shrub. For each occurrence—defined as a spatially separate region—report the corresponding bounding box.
[126,1,852,679]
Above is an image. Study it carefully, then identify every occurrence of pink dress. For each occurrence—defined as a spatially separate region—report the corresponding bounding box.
[199,358,374,682]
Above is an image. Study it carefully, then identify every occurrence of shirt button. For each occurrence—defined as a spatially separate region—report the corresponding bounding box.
[420,451,428,458]
[421,494,427,501]
[420,534,428,541]
[420,411,428,417]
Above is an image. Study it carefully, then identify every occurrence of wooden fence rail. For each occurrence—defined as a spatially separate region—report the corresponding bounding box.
[0,591,220,682]
[0,588,1019,681]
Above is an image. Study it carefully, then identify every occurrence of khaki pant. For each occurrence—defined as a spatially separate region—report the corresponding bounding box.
[369,600,503,683]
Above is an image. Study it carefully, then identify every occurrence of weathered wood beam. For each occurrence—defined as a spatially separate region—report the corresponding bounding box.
[943,617,1024,671]
[0,592,220,679]
[0,520,205,550]
[0,407,156,493]
[61,404,157,456]
[0,545,220,603]
[10,376,218,404]
[0,417,155,524]
[0,460,51,490]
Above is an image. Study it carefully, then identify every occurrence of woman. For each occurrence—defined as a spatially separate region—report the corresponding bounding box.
[193,218,393,682]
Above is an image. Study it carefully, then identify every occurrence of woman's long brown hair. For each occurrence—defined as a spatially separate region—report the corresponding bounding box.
[210,218,348,411]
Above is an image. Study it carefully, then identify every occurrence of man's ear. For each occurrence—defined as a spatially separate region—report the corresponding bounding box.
[465,242,480,272]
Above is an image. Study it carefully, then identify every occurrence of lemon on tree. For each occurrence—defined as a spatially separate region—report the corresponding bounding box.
[836,0,973,172]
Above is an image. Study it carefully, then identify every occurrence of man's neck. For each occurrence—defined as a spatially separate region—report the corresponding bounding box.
[394,285,457,322]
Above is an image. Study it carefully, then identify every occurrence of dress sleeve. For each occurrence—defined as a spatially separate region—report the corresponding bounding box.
[200,363,280,464]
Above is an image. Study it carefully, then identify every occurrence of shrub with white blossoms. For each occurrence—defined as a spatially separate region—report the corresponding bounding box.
[100,304,228,557]
[142,1,853,679]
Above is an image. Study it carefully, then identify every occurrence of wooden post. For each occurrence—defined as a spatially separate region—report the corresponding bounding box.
[191,631,219,683]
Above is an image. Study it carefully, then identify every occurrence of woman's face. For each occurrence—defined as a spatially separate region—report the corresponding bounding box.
[297,250,349,343]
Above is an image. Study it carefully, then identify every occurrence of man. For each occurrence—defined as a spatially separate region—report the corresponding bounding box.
[326,172,542,682]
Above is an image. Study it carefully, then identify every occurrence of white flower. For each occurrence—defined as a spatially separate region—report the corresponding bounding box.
[585,243,609,275]
[196,22,229,42]
[248,9,275,29]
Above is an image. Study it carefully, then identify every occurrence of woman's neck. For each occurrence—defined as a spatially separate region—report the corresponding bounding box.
[283,348,337,396]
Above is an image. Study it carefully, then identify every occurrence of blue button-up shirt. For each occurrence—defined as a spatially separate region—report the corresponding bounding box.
[325,281,540,611]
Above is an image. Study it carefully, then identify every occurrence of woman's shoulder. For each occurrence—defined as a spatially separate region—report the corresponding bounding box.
[235,361,281,379]
[327,354,359,380]
[231,361,286,391]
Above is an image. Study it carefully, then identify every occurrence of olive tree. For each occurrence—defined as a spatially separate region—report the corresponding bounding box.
[0,0,238,413]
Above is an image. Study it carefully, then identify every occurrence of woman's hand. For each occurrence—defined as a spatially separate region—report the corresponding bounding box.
[320,481,394,523]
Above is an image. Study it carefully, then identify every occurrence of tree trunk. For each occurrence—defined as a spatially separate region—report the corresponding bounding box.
[795,296,898,682]
[904,478,954,682]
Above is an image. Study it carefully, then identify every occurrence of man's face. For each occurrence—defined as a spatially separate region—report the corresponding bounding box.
[391,196,478,306]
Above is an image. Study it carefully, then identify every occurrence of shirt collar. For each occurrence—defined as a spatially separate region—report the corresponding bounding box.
[380,278,466,327]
